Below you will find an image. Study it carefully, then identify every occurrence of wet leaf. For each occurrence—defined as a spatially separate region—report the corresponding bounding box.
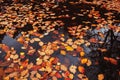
[86,59,92,66]
[34,38,40,42]
[55,72,62,78]
[80,51,85,57]
[66,46,74,51]
[69,65,77,74]
[1,44,10,53]
[69,73,74,79]
[89,38,98,43]
[109,58,117,65]
[98,74,104,80]
[5,68,14,73]
[52,76,58,80]
[64,71,70,77]
[60,50,66,55]
[78,66,85,74]
[21,70,28,77]
[76,46,83,52]
[0,68,4,76]
[60,64,67,71]
[78,74,88,80]
[81,58,88,64]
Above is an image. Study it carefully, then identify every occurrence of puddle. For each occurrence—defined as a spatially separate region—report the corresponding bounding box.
[2,34,27,53]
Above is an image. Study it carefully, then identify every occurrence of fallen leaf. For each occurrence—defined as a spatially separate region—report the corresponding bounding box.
[66,46,74,51]
[78,66,85,74]
[86,59,92,66]
[81,58,88,64]
[34,38,40,42]
[109,58,117,65]
[64,71,70,77]
[69,65,77,74]
[0,68,4,76]
[55,72,62,78]
[89,38,98,43]
[52,76,57,80]
[76,46,83,52]
[60,64,67,71]
[69,73,74,79]
[60,50,66,55]
[98,74,104,80]
[80,51,85,57]
[5,68,14,73]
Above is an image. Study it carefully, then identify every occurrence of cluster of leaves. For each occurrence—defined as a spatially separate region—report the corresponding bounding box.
[0,0,120,80]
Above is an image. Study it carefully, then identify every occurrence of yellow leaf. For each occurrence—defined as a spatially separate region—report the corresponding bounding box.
[80,51,85,57]
[65,46,74,51]
[69,73,74,79]
[60,50,66,55]
[81,58,88,64]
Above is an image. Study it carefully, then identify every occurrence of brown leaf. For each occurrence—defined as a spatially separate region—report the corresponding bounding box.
[89,38,98,43]
[55,72,62,78]
[5,68,14,73]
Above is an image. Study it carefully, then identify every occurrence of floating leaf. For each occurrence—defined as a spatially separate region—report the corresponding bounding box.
[81,58,88,64]
[86,59,92,66]
[0,68,4,76]
[52,76,57,80]
[69,65,77,74]
[69,73,74,79]
[80,51,85,57]
[98,74,104,80]
[21,70,28,77]
[60,50,66,55]
[5,68,14,73]
[39,42,44,46]
[109,58,117,65]
[78,66,85,74]
[76,46,83,52]
[34,38,40,42]
[78,74,88,80]
[60,64,67,71]
[55,72,62,78]
[89,38,98,43]
[65,46,74,51]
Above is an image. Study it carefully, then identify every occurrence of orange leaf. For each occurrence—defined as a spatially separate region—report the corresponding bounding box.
[80,51,85,57]
[78,66,85,74]
[76,46,83,52]
[104,57,109,61]
[109,58,117,65]
[1,44,10,53]
[31,65,41,71]
[98,74,104,80]
[81,58,88,64]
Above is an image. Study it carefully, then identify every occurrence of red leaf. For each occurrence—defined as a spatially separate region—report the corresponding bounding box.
[55,72,62,78]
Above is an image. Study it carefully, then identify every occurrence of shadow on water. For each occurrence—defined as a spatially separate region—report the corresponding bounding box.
[2,34,27,53]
